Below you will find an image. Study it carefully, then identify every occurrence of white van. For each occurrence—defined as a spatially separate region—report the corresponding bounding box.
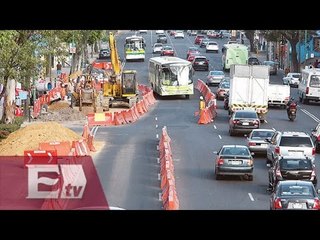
[298,68,320,104]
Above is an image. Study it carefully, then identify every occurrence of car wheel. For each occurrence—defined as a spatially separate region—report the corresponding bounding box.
[229,128,234,136]
[247,175,253,181]
[215,174,222,180]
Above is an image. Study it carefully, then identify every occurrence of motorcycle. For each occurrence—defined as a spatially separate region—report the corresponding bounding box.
[287,100,297,121]
[223,93,229,110]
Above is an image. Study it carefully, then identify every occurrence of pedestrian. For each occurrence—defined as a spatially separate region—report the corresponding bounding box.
[56,61,62,76]
[199,96,206,111]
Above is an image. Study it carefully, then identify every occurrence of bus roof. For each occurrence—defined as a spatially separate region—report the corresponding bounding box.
[149,56,191,65]
[125,35,144,40]
[223,43,248,50]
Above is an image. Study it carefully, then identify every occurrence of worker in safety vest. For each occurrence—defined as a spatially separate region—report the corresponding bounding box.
[199,96,206,111]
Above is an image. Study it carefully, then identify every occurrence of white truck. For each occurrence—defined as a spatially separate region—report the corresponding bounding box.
[268,84,290,108]
[229,64,270,121]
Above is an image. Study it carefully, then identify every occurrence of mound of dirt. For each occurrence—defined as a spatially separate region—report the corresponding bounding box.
[37,105,87,122]
[0,122,82,156]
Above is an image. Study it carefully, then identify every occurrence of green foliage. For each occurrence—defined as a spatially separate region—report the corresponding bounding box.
[0,116,24,139]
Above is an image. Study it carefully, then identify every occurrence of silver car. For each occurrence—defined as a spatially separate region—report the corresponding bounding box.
[206,70,225,86]
[246,129,275,153]
[214,145,254,181]
[283,73,301,87]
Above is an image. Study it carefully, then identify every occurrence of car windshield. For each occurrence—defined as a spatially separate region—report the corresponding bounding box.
[280,159,313,170]
[234,111,257,119]
[220,82,230,88]
[251,131,274,139]
[158,34,166,38]
[208,42,217,45]
[189,47,198,51]
[212,71,224,75]
[291,74,300,78]
[163,46,172,50]
[195,58,206,62]
[279,136,313,147]
[264,61,275,66]
[221,147,250,156]
[279,185,314,197]
[154,44,162,47]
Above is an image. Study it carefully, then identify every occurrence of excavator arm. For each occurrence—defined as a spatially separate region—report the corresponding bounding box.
[109,32,121,75]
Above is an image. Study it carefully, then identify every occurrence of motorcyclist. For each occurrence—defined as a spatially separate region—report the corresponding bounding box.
[286,97,296,114]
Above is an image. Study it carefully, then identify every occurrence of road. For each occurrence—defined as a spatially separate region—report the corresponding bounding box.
[70,30,320,209]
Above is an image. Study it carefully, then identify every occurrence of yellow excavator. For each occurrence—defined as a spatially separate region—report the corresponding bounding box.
[100,32,138,111]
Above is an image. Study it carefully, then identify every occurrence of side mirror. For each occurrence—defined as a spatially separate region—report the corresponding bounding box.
[213,151,218,154]
[244,134,248,138]
[251,152,255,156]
[311,128,316,132]
[266,163,271,168]
[317,189,320,194]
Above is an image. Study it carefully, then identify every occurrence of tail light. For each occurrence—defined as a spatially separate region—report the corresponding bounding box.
[274,198,282,209]
[313,199,320,210]
[317,135,320,141]
[216,158,224,166]
[275,146,280,154]
[312,148,316,156]
[249,142,256,146]
[306,87,309,94]
[254,120,260,125]
[276,169,282,179]
[311,170,316,181]
[233,120,239,124]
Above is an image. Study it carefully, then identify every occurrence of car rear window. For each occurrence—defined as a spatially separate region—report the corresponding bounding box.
[279,136,313,147]
[279,185,314,197]
[221,147,250,156]
[251,131,274,139]
[280,159,313,170]
[291,74,300,78]
[195,58,206,62]
[234,111,258,119]
[310,75,320,88]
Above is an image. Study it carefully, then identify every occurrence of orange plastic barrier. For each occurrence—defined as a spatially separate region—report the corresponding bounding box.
[72,139,90,156]
[113,111,126,125]
[39,141,72,156]
[158,126,179,210]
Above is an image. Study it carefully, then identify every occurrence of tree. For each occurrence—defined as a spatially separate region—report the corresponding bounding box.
[243,30,255,52]
[261,30,316,72]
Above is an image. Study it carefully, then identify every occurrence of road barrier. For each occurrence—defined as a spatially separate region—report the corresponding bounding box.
[158,126,180,210]
[195,79,217,124]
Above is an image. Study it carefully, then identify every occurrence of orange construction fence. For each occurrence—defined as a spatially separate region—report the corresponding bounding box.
[158,126,180,210]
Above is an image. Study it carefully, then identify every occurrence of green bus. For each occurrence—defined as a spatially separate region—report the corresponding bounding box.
[149,56,194,99]
[124,35,146,61]
[221,43,249,71]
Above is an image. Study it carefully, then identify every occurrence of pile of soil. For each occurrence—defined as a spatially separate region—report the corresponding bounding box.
[0,122,82,156]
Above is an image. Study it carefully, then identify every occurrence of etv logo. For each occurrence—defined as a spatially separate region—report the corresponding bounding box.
[27,164,87,199]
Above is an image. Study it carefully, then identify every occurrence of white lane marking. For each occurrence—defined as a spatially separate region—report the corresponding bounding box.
[272,127,276,131]
[159,192,162,201]
[300,108,320,123]
[248,193,254,202]
[158,173,161,180]
[156,145,159,151]
[156,134,159,139]
[264,120,268,123]
[157,157,160,164]
[156,124,158,128]
[93,126,99,137]
[155,117,158,121]
[218,135,222,139]
[213,125,217,129]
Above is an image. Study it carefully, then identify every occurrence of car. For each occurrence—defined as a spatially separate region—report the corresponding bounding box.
[216,80,230,100]
[206,41,219,53]
[139,30,148,34]
[311,122,320,152]
[98,49,110,59]
[246,129,275,153]
[174,31,184,39]
[194,34,206,44]
[269,180,320,210]
[187,52,201,62]
[266,131,316,166]
[207,30,220,38]
[227,40,238,44]
[206,70,225,85]
[192,56,209,71]
[153,43,163,54]
[160,45,175,56]
[169,30,176,36]
[155,30,164,34]
[219,30,231,38]
[186,46,200,58]
[190,30,197,36]
[283,72,301,87]
[214,145,254,181]
[248,57,260,65]
[229,110,260,136]
[199,38,210,48]
[263,60,277,75]
[268,156,317,192]
[220,76,230,85]
[157,34,167,44]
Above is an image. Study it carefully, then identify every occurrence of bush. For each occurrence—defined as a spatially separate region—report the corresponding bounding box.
[0,116,24,140]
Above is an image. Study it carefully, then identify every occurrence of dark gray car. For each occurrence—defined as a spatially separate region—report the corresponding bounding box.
[214,145,254,181]
[229,110,260,136]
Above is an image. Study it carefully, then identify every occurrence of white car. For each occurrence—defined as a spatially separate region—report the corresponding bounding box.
[139,30,148,34]
[174,31,184,39]
[283,72,301,87]
[206,41,219,53]
[155,30,164,34]
[153,43,163,54]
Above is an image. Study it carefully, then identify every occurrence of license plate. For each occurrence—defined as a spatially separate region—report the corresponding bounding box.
[261,144,268,147]
[242,122,249,125]
[292,203,303,209]
[199,62,204,65]
[230,160,242,165]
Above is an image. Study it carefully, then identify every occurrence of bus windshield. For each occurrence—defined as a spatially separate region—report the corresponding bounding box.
[161,64,192,86]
